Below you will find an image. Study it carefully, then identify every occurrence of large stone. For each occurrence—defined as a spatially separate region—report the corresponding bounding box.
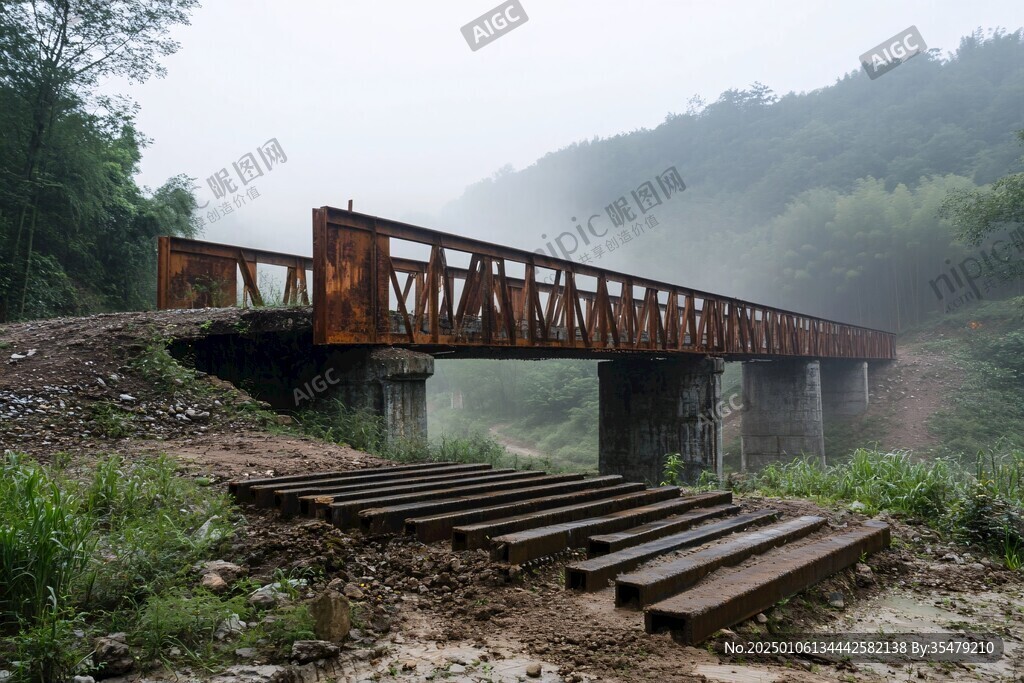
[215,614,246,640]
[93,633,134,678]
[290,640,340,664]
[308,590,351,642]
[196,560,247,583]
[201,572,229,593]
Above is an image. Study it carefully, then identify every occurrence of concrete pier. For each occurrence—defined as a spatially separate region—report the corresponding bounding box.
[598,357,723,485]
[740,360,824,471]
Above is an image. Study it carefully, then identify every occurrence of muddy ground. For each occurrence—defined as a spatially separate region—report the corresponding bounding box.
[2,309,1023,682]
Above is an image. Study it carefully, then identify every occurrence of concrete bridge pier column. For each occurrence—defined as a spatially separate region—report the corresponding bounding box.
[598,357,723,485]
[324,348,434,445]
[820,360,869,419]
[740,360,825,471]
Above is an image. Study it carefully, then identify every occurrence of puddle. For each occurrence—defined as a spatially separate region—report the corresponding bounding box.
[692,663,785,682]
[814,589,1024,682]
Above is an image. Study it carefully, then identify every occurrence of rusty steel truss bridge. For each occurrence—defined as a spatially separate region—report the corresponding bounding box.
[158,207,895,361]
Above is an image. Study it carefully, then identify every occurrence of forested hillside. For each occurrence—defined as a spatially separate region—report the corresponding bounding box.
[0,2,199,323]
[439,30,1024,332]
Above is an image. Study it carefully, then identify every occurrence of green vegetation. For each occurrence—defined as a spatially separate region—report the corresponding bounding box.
[0,453,249,681]
[300,399,574,473]
[942,129,1024,253]
[927,298,1024,456]
[442,31,1024,332]
[428,359,598,471]
[0,1,201,322]
[666,447,1024,570]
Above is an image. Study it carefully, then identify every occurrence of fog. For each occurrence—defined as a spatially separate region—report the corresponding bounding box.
[112,0,1021,258]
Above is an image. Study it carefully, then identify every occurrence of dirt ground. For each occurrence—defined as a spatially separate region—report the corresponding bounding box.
[3,309,1022,682]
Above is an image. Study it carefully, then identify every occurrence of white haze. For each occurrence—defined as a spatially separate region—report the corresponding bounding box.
[106,0,1022,257]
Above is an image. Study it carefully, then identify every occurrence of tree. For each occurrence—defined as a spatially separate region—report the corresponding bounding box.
[941,130,1024,283]
[0,0,199,319]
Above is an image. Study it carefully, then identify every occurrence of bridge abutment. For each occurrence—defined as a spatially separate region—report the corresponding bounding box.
[598,357,723,485]
[740,359,825,470]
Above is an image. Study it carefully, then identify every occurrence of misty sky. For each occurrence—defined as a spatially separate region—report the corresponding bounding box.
[109,0,1023,255]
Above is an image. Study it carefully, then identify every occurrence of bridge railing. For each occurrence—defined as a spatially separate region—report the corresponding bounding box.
[311,207,896,359]
[156,236,313,309]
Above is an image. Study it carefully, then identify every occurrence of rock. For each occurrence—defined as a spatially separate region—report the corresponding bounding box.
[201,572,229,593]
[755,612,768,624]
[0,672,10,681]
[214,614,246,640]
[309,590,351,642]
[209,665,294,683]
[342,583,364,600]
[970,562,986,572]
[828,592,845,609]
[194,515,225,543]
[197,560,247,583]
[942,552,964,564]
[855,562,875,586]
[400,659,418,671]
[526,662,542,678]
[93,633,134,677]
[118,394,135,402]
[234,647,258,659]
[849,501,866,512]
[249,580,304,609]
[73,677,96,683]
[276,415,296,426]
[290,639,340,664]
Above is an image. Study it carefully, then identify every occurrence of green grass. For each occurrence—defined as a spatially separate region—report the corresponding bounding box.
[0,453,242,681]
[675,447,1024,569]
[747,449,957,519]
[0,455,94,620]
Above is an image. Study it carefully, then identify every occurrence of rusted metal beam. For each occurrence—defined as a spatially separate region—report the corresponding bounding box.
[451,487,681,552]
[586,492,734,556]
[584,502,741,558]
[229,462,453,504]
[302,469,538,519]
[359,476,626,535]
[564,507,767,593]
[311,208,896,360]
[405,478,643,543]
[248,463,487,508]
[328,472,582,529]
[643,521,890,644]
[269,465,494,515]
[615,515,826,608]
[490,495,725,565]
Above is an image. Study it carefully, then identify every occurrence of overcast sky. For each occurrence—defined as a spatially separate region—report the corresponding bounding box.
[109,0,1023,255]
